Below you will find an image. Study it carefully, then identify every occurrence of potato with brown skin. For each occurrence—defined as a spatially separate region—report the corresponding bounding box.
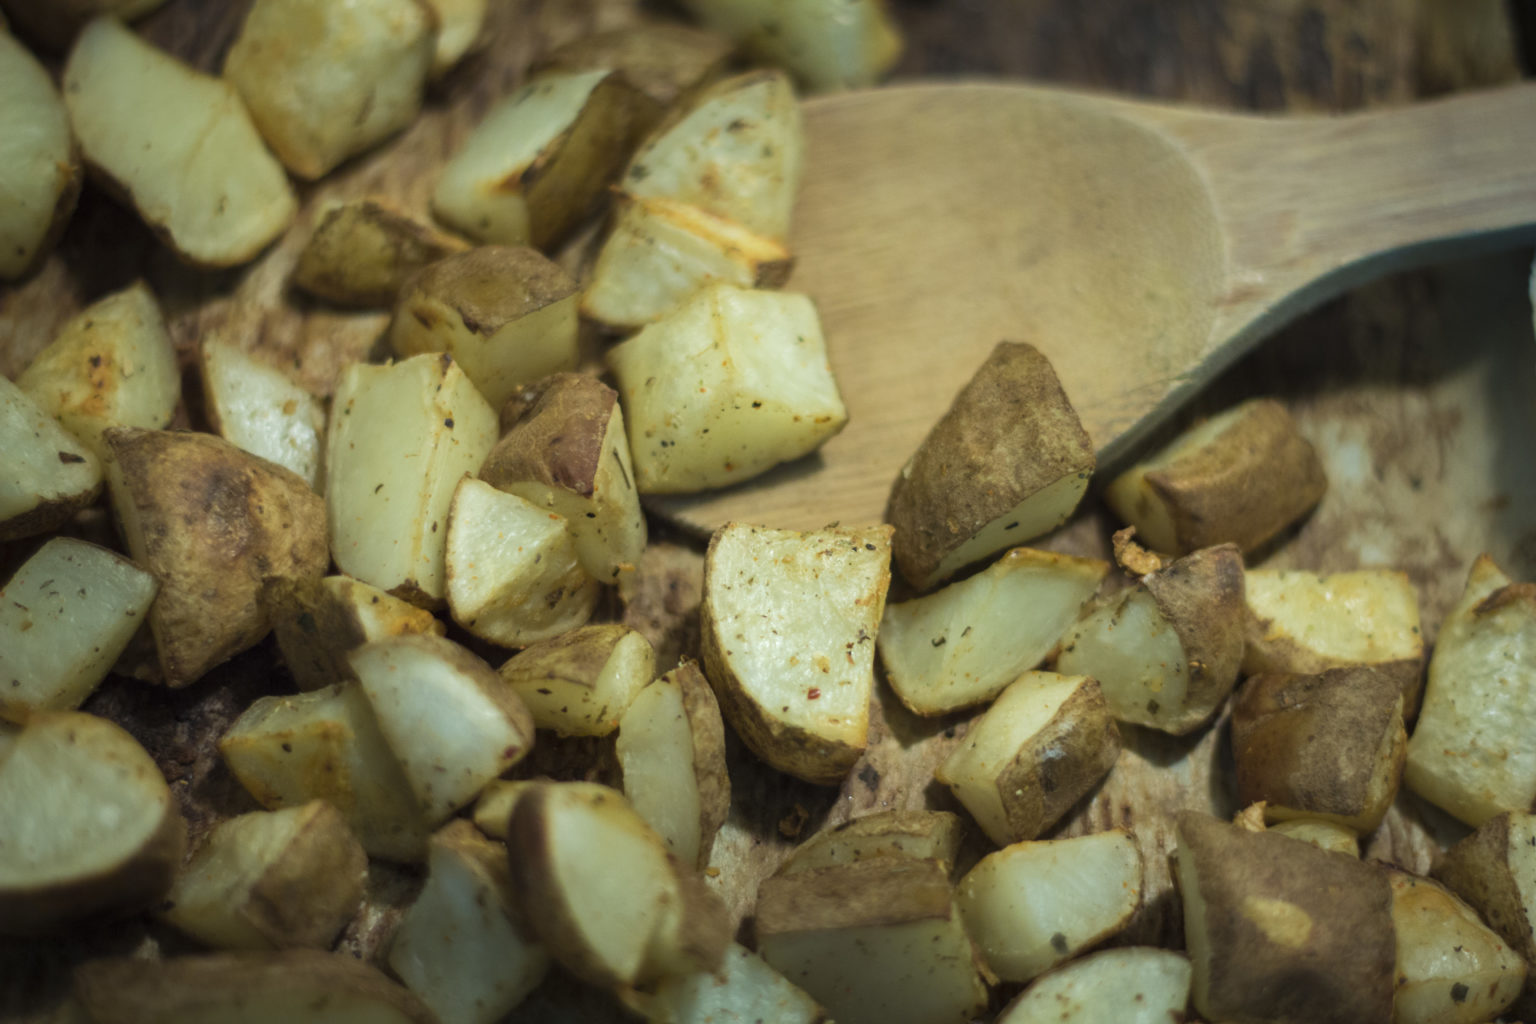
[103,427,329,687]
[1105,398,1327,556]
[1388,869,1526,1024]
[774,809,965,877]
[1174,811,1395,1024]
[267,574,445,692]
[0,375,101,542]
[887,340,1095,591]
[292,198,467,307]
[1231,666,1407,833]
[497,623,656,737]
[1432,812,1536,1016]
[535,22,734,116]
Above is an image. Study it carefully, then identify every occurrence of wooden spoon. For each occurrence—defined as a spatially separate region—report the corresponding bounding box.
[651,80,1536,534]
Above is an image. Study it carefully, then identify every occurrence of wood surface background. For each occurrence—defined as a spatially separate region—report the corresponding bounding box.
[1,1,1533,1020]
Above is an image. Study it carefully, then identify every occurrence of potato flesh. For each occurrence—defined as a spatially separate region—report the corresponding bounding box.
[293,199,466,308]
[644,941,825,1024]
[618,675,704,867]
[271,574,446,691]
[0,374,100,539]
[17,281,179,458]
[499,626,655,737]
[1390,872,1526,1024]
[582,192,792,330]
[1056,585,1191,730]
[607,283,846,492]
[879,547,1107,715]
[955,830,1142,982]
[676,0,901,92]
[326,354,498,605]
[776,810,964,876]
[0,31,76,278]
[444,479,598,646]
[622,70,802,241]
[470,779,539,841]
[63,17,295,267]
[1406,556,1536,826]
[0,537,157,717]
[350,635,534,823]
[995,948,1191,1024]
[432,70,610,245]
[201,339,325,489]
[224,0,435,179]
[1270,817,1360,857]
[1244,568,1422,669]
[421,0,486,76]
[1104,404,1245,554]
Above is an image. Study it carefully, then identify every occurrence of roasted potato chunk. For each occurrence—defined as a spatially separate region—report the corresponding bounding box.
[292,198,467,308]
[1434,812,1536,1017]
[497,623,656,737]
[0,373,100,541]
[1389,869,1526,1024]
[678,0,902,93]
[199,338,326,489]
[774,809,965,878]
[639,941,826,1024]
[0,30,79,279]
[887,340,1095,591]
[420,0,485,77]
[268,574,445,691]
[535,22,733,113]
[994,948,1191,1024]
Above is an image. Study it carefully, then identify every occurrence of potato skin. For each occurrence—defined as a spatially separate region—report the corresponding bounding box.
[674,659,731,868]
[292,198,466,307]
[1146,542,1246,732]
[480,372,613,499]
[994,678,1121,841]
[1232,667,1406,831]
[534,22,733,112]
[886,340,1094,589]
[1433,813,1536,959]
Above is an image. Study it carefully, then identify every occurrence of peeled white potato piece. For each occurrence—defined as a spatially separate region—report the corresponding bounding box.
[200,338,325,490]
[349,634,535,824]
[641,941,826,1024]
[0,537,157,718]
[0,30,79,279]
[878,546,1108,715]
[995,948,1191,1024]
[607,283,846,493]
[63,17,296,267]
[0,374,100,541]
[0,711,184,935]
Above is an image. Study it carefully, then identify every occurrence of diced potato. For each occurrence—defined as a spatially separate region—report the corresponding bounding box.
[535,23,733,113]
[199,338,325,489]
[756,857,987,1024]
[1269,817,1360,857]
[224,0,435,179]
[581,192,793,331]
[419,0,485,77]
[389,821,550,1024]
[775,809,965,877]
[1232,666,1406,833]
[617,661,730,870]
[1434,812,1536,1017]
[1175,811,1395,1024]
[479,372,646,584]
[350,634,534,824]
[389,246,579,409]
[878,547,1108,715]
[0,538,157,718]
[622,69,802,242]
[326,353,498,606]
[1389,870,1526,1024]
[268,574,445,691]
[936,671,1120,846]
[72,951,437,1024]
[63,17,295,266]
[641,941,827,1024]
[700,522,892,785]
[679,0,900,93]
[0,30,79,278]
[1406,555,1536,826]
[956,829,1142,983]
[1105,398,1327,556]
[17,281,179,458]
[104,427,329,687]
[0,711,184,935]
[887,341,1095,591]
[1243,567,1424,718]
[470,780,540,841]
[292,198,467,308]
[644,866,734,981]
[607,283,847,493]
[497,623,656,737]
[432,70,651,249]
[1056,544,1246,735]
[443,478,599,647]
[0,374,100,541]
[220,683,431,862]
[160,801,367,951]
[995,948,1191,1024]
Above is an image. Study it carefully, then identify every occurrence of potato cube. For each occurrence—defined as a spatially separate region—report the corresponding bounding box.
[269,574,445,691]
[63,17,295,266]
[1434,811,1536,1016]
[497,623,656,737]
[200,338,326,489]
[1391,870,1527,1024]
[878,546,1108,715]
[581,192,793,331]
[534,23,733,114]
[1055,543,1246,735]
[607,283,847,493]
[389,246,579,409]
[0,374,100,541]
[326,353,499,606]
[292,199,467,308]
[755,858,987,1024]
[224,0,435,179]
[676,0,902,93]
[443,478,599,647]
[935,671,1120,846]
[0,537,157,718]
[774,809,964,878]
[994,948,1191,1024]
[1406,555,1536,826]
[1105,398,1326,556]
[160,801,367,951]
[433,70,651,249]
[887,341,1095,591]
[0,30,79,279]
[641,941,825,1024]
[470,780,541,842]
[18,281,179,458]
[700,522,892,785]
[420,0,485,77]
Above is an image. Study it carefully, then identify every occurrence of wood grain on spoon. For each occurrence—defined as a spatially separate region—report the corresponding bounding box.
[652,81,1536,534]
